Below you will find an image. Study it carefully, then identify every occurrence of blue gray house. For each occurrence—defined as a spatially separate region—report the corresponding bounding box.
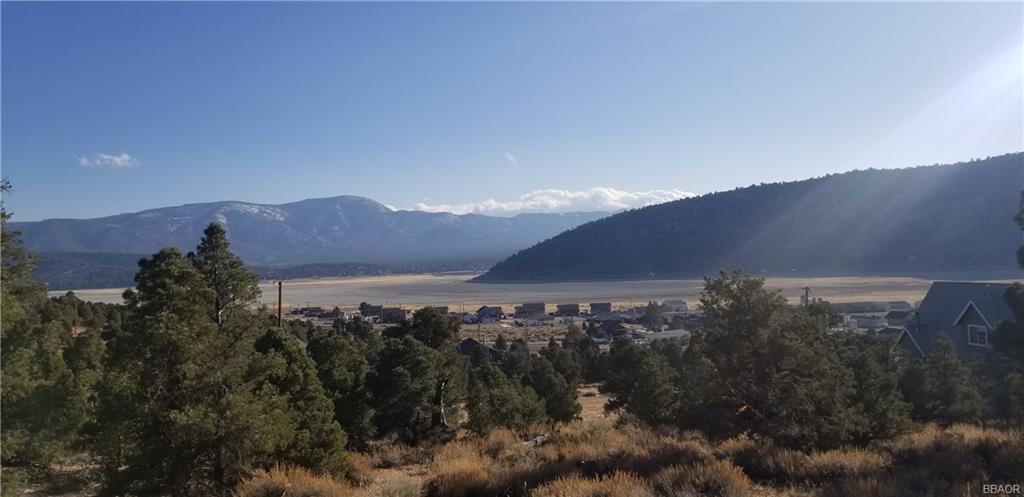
[899,281,1016,359]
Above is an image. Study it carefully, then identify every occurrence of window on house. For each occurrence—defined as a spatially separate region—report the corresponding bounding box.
[967,324,989,347]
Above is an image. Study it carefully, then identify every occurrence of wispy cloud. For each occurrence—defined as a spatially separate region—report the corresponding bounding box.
[504,152,518,164]
[78,152,139,168]
[411,187,694,216]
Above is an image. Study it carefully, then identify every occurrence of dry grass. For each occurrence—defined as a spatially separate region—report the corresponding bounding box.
[652,460,751,497]
[373,421,1021,497]
[368,476,421,497]
[235,465,353,497]
[369,441,433,469]
[345,452,376,487]
[532,472,655,497]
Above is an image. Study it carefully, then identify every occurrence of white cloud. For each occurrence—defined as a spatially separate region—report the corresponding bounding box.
[504,152,518,164]
[411,187,695,216]
[78,152,139,168]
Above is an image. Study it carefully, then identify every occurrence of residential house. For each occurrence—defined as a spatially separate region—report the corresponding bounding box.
[475,306,504,323]
[457,337,505,363]
[589,303,612,315]
[900,282,1014,359]
[555,303,581,316]
[381,307,408,324]
[885,310,912,327]
[515,302,546,318]
[661,299,688,312]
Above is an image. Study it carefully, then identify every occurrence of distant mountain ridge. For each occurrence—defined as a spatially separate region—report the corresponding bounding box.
[13,196,610,289]
[476,153,1024,282]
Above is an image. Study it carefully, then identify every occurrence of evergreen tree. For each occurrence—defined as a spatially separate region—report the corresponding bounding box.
[686,271,858,449]
[367,337,450,443]
[838,336,910,443]
[94,249,290,496]
[525,355,580,422]
[562,322,584,349]
[399,307,461,349]
[494,333,509,351]
[1,181,93,487]
[918,333,984,424]
[188,223,259,327]
[254,328,348,473]
[642,301,663,331]
[307,329,375,447]
[540,340,582,387]
[601,338,648,412]
[466,363,547,434]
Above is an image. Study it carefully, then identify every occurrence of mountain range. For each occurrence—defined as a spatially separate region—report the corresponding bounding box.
[476,153,1024,282]
[12,197,608,289]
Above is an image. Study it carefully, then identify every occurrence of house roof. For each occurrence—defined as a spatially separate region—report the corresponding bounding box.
[885,310,911,320]
[954,296,1014,328]
[916,282,1012,326]
[906,281,1014,355]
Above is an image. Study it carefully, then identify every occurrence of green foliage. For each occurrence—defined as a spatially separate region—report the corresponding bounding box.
[992,284,1024,423]
[1,183,96,483]
[642,301,663,331]
[307,329,375,447]
[367,337,452,444]
[837,336,911,443]
[188,223,260,326]
[525,355,581,423]
[904,333,984,425]
[254,327,348,474]
[394,307,461,349]
[694,271,859,449]
[466,363,548,434]
[540,340,582,387]
[93,249,294,496]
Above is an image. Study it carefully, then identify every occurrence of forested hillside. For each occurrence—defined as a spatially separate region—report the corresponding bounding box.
[478,153,1024,282]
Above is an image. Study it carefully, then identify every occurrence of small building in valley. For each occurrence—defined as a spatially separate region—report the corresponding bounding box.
[555,303,581,316]
[515,302,546,318]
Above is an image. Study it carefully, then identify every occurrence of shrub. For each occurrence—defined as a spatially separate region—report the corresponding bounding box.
[371,476,422,497]
[801,449,889,481]
[531,472,654,497]
[652,460,751,497]
[425,443,491,497]
[369,441,432,469]
[345,452,375,487]
[234,465,352,497]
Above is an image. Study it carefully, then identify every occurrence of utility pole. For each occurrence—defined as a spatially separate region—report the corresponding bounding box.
[277,281,283,327]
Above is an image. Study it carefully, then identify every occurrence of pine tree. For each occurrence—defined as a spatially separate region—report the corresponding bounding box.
[689,270,858,449]
[642,301,663,331]
[1,181,93,487]
[308,329,374,447]
[525,355,580,422]
[367,337,449,443]
[94,249,291,496]
[466,363,547,434]
[254,327,348,473]
[839,336,910,442]
[919,333,984,424]
[188,223,259,327]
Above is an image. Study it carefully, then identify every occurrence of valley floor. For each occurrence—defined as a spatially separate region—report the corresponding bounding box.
[57,272,1021,309]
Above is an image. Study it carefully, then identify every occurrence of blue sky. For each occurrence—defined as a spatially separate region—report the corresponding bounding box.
[2,2,1021,221]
